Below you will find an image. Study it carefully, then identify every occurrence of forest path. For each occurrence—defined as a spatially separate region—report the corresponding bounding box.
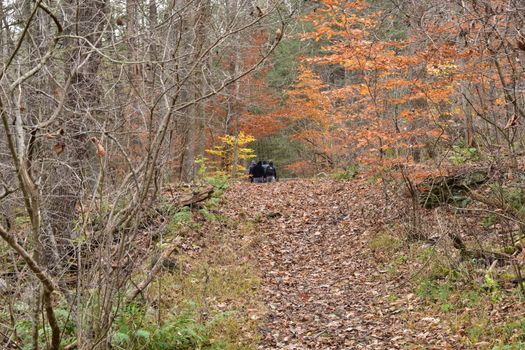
[220,179,456,350]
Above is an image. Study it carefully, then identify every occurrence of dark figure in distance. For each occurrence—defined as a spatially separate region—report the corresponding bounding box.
[262,160,269,172]
[252,161,266,183]
[247,160,256,182]
[265,161,277,182]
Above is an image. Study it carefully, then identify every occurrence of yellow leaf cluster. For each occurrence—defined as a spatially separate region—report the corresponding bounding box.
[205,132,256,177]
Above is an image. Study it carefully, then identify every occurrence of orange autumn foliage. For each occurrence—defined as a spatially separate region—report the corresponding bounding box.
[205,29,285,146]
[276,0,468,177]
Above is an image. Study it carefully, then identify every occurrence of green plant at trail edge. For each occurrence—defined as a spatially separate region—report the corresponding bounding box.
[368,233,402,254]
[416,280,452,302]
[449,144,478,164]
[480,214,497,228]
[332,165,359,181]
[112,302,240,350]
[171,207,192,225]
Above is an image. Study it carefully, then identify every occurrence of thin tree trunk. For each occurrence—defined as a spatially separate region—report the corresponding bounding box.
[181,0,209,182]
[230,0,241,178]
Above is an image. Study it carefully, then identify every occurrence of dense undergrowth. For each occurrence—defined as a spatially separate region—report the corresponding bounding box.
[1,175,263,350]
[369,208,525,349]
[108,175,263,350]
[324,156,525,348]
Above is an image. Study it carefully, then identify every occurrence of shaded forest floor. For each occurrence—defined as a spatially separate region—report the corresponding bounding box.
[165,177,525,349]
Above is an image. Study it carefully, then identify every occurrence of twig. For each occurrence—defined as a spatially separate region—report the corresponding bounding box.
[0,224,59,293]
[126,238,181,301]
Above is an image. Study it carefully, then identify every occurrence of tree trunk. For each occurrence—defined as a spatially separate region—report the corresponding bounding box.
[230,0,242,178]
[46,0,104,239]
[181,0,209,182]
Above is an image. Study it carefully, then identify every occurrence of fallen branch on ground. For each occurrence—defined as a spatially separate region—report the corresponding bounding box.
[173,186,214,208]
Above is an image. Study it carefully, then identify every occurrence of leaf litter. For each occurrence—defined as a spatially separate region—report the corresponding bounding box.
[214,178,460,349]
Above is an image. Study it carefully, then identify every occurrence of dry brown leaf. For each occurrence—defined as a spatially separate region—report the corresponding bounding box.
[53,142,65,155]
[90,137,106,158]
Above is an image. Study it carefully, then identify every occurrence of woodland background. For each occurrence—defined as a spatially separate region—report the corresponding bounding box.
[2,0,525,349]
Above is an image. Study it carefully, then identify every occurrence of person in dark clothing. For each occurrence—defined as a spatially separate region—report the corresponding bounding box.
[261,160,269,182]
[265,161,277,182]
[247,160,256,182]
[252,161,266,183]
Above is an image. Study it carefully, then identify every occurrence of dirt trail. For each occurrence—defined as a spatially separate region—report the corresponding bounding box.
[221,179,457,350]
